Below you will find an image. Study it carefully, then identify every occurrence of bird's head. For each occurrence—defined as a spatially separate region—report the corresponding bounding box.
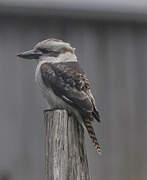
[17,38,76,62]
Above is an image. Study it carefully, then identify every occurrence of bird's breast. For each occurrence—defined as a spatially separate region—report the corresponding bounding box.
[35,62,65,108]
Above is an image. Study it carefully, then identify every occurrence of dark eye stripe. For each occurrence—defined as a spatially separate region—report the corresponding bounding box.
[38,48,50,54]
[38,48,60,57]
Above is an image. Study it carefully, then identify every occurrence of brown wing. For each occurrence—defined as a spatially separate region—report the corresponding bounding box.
[40,61,100,122]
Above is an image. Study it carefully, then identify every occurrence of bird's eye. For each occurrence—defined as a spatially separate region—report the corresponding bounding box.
[39,48,50,54]
[38,48,60,57]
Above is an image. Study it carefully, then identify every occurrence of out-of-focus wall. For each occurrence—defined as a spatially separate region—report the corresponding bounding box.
[1,0,147,22]
[0,12,147,180]
[0,0,147,11]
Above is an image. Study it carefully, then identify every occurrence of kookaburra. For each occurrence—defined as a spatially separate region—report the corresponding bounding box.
[17,38,101,154]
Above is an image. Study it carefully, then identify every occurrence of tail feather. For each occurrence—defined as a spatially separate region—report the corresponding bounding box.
[84,119,101,155]
[91,100,101,123]
[92,109,100,122]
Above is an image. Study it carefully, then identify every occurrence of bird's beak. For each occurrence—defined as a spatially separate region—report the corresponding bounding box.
[17,49,42,60]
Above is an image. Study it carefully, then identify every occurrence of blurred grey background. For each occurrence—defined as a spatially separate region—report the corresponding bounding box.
[0,0,147,180]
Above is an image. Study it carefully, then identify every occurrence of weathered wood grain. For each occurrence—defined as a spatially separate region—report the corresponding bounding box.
[44,109,90,180]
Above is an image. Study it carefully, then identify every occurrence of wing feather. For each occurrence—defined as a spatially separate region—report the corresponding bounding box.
[41,62,100,122]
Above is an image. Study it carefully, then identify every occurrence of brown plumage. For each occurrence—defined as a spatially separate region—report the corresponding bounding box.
[41,61,101,154]
[84,119,101,154]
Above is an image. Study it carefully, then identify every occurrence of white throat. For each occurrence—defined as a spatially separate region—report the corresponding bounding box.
[40,52,77,63]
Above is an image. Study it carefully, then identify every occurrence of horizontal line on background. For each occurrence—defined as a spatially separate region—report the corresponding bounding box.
[0,4,147,22]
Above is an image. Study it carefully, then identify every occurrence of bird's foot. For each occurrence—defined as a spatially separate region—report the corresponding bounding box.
[44,109,50,113]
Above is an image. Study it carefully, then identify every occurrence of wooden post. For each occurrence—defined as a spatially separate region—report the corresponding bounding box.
[44,109,90,180]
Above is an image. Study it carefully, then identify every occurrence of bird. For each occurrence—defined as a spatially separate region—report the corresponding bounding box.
[17,38,101,154]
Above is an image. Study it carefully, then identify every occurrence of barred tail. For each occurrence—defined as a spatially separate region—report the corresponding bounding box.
[84,119,101,155]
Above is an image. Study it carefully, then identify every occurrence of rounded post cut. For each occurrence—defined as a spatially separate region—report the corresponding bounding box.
[44,109,90,180]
